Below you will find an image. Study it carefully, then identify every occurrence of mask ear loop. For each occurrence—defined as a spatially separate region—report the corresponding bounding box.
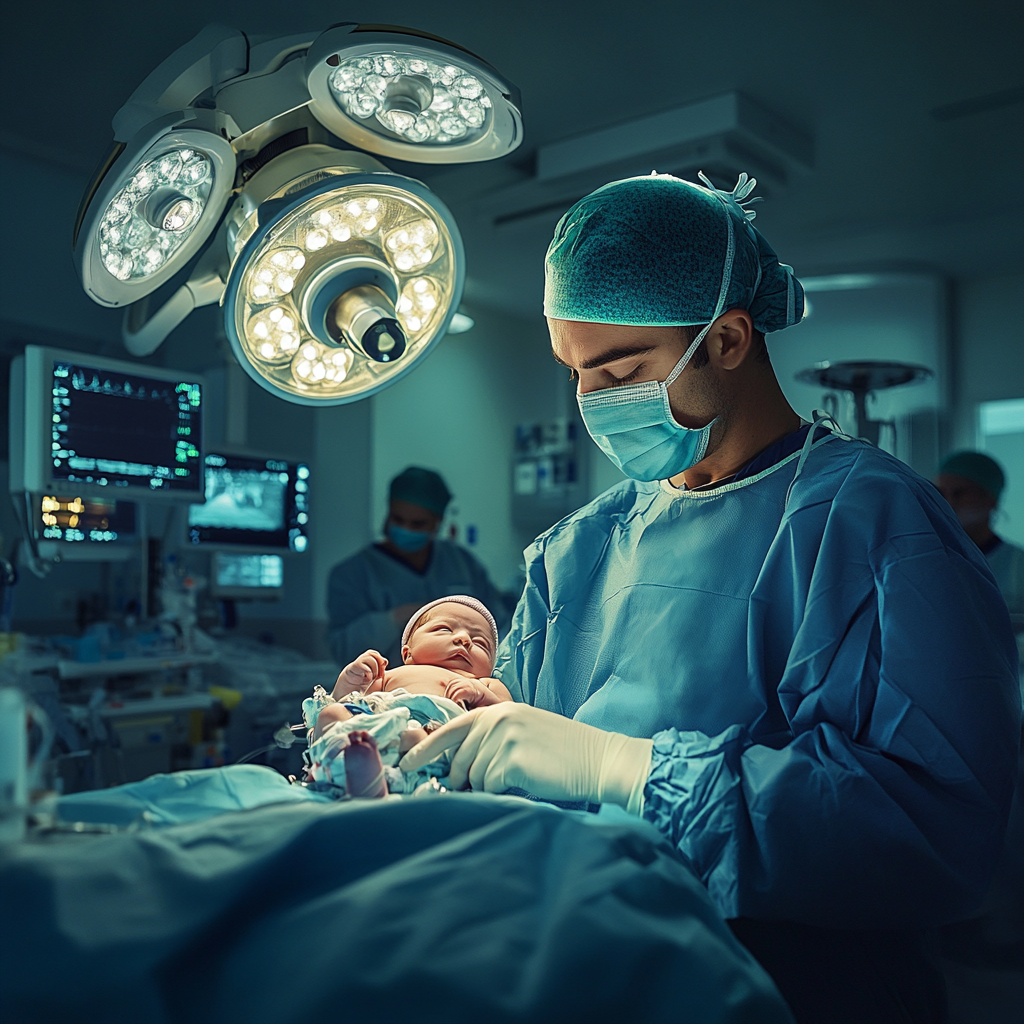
[664,208,737,390]
[784,410,850,510]
[812,408,853,442]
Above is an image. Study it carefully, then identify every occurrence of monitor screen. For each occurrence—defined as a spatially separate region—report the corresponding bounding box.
[38,495,136,544]
[211,552,284,599]
[50,358,203,495]
[187,453,309,551]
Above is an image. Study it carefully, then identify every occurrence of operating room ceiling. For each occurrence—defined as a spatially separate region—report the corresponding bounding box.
[2,0,1021,320]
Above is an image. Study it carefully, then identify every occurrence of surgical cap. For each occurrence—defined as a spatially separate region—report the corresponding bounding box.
[544,172,805,334]
[938,451,1005,503]
[389,466,452,517]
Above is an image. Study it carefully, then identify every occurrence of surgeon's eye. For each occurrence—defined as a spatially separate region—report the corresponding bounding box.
[608,364,644,386]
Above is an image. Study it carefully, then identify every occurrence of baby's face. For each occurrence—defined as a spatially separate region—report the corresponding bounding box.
[403,603,494,677]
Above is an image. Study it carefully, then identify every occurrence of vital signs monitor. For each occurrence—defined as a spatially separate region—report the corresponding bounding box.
[9,345,204,501]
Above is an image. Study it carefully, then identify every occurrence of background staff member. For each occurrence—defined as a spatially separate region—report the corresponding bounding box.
[935,450,1024,618]
[327,466,512,667]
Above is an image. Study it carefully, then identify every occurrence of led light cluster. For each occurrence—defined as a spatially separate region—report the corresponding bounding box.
[98,148,212,282]
[397,277,440,333]
[233,183,456,401]
[304,197,382,252]
[248,247,306,302]
[329,54,491,145]
[384,219,438,271]
[292,343,354,383]
[247,306,302,364]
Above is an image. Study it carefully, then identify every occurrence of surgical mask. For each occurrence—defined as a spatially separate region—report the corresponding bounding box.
[387,522,434,553]
[577,324,718,481]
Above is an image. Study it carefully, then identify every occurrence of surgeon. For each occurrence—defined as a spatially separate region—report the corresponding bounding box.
[403,173,1021,1022]
[327,466,513,668]
[935,450,1024,617]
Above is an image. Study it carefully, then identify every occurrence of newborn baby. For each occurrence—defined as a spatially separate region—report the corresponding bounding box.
[303,596,511,798]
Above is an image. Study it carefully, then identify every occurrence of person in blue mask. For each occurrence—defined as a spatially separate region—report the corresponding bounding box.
[402,173,1021,1023]
[327,466,513,669]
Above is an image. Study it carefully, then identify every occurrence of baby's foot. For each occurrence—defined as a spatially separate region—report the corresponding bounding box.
[344,730,387,799]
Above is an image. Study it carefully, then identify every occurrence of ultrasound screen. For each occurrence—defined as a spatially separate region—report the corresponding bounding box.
[190,466,287,532]
[188,453,309,550]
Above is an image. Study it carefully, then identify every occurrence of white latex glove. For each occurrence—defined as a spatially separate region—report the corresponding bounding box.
[398,703,653,813]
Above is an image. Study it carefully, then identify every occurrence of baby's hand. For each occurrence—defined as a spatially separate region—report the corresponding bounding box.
[444,678,502,708]
[336,650,387,696]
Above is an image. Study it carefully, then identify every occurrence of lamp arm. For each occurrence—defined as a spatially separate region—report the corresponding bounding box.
[122,267,225,357]
[112,25,249,142]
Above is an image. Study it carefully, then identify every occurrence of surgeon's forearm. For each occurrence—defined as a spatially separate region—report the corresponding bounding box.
[642,723,1012,928]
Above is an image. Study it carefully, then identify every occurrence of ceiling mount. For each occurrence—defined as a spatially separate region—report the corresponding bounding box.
[478,91,812,231]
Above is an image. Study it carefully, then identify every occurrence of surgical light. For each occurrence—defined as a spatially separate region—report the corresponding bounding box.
[305,25,521,163]
[224,162,460,403]
[97,148,212,281]
[76,121,236,307]
[72,23,521,406]
[330,56,489,143]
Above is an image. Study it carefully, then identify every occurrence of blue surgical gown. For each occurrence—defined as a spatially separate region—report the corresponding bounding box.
[327,540,514,667]
[495,433,1021,929]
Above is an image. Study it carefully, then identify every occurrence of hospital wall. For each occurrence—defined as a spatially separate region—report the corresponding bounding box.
[767,274,948,477]
[952,271,1024,546]
[952,272,1024,447]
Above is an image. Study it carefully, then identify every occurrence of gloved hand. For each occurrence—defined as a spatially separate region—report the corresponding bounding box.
[398,703,653,813]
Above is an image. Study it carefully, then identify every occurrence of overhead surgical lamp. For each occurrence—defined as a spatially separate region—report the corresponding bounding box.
[72,24,522,405]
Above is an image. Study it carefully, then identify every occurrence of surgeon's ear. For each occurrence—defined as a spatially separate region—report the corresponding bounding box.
[710,309,754,370]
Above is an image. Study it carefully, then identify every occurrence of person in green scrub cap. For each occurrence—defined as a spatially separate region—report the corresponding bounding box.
[936,451,1024,616]
[327,467,514,668]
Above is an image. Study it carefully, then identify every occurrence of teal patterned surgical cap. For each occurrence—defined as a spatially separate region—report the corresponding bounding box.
[544,172,805,334]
